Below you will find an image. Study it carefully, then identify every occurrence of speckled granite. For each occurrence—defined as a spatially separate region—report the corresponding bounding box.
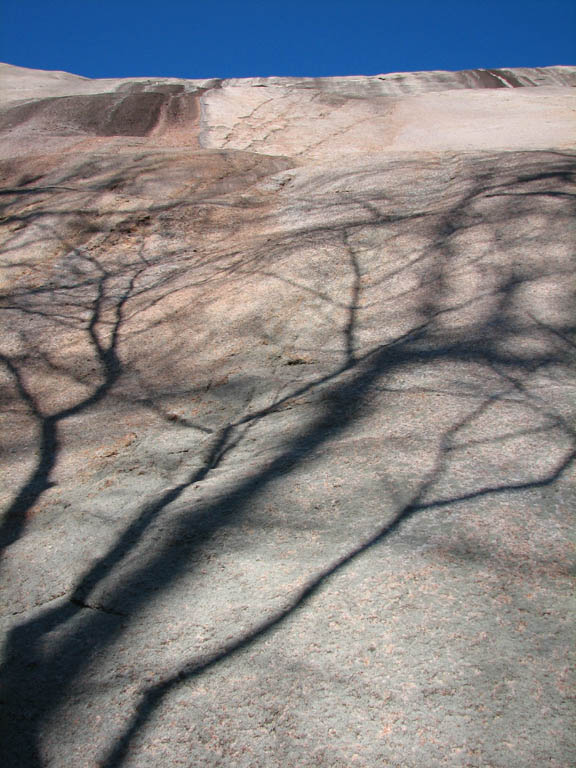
[0,64,574,768]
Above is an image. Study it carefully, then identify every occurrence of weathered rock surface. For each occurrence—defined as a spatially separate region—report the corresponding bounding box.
[0,63,575,767]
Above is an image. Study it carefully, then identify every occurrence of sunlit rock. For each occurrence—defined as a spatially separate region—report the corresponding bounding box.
[0,63,574,768]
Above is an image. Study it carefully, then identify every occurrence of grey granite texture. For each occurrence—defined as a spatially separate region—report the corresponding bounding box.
[0,64,574,767]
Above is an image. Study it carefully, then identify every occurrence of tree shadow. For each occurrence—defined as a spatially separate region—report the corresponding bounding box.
[0,256,141,555]
[0,149,574,766]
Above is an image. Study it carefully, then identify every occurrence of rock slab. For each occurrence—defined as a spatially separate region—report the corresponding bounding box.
[0,63,575,767]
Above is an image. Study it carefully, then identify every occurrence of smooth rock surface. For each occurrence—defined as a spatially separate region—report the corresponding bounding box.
[0,63,575,768]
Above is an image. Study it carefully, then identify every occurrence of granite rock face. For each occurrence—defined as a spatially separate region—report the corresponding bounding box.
[0,63,575,768]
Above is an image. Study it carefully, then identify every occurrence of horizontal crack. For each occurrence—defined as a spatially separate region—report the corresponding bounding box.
[5,591,68,617]
[70,597,127,617]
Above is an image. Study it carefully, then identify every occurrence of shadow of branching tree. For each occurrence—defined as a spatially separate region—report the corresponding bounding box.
[0,148,574,766]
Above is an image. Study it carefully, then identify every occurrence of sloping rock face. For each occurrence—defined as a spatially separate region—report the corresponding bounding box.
[0,63,575,767]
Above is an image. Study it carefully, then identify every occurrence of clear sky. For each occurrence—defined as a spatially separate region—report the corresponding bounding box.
[1,0,574,80]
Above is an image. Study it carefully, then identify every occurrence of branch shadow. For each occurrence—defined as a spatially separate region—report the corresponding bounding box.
[0,149,574,766]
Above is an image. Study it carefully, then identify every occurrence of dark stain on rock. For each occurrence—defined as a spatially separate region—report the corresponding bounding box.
[477,69,524,88]
[473,70,509,88]
[0,90,201,138]
[489,69,523,87]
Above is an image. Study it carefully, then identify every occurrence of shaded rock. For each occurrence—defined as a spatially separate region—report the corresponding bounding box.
[0,64,574,768]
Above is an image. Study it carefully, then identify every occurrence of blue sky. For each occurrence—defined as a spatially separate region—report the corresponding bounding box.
[1,0,574,79]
